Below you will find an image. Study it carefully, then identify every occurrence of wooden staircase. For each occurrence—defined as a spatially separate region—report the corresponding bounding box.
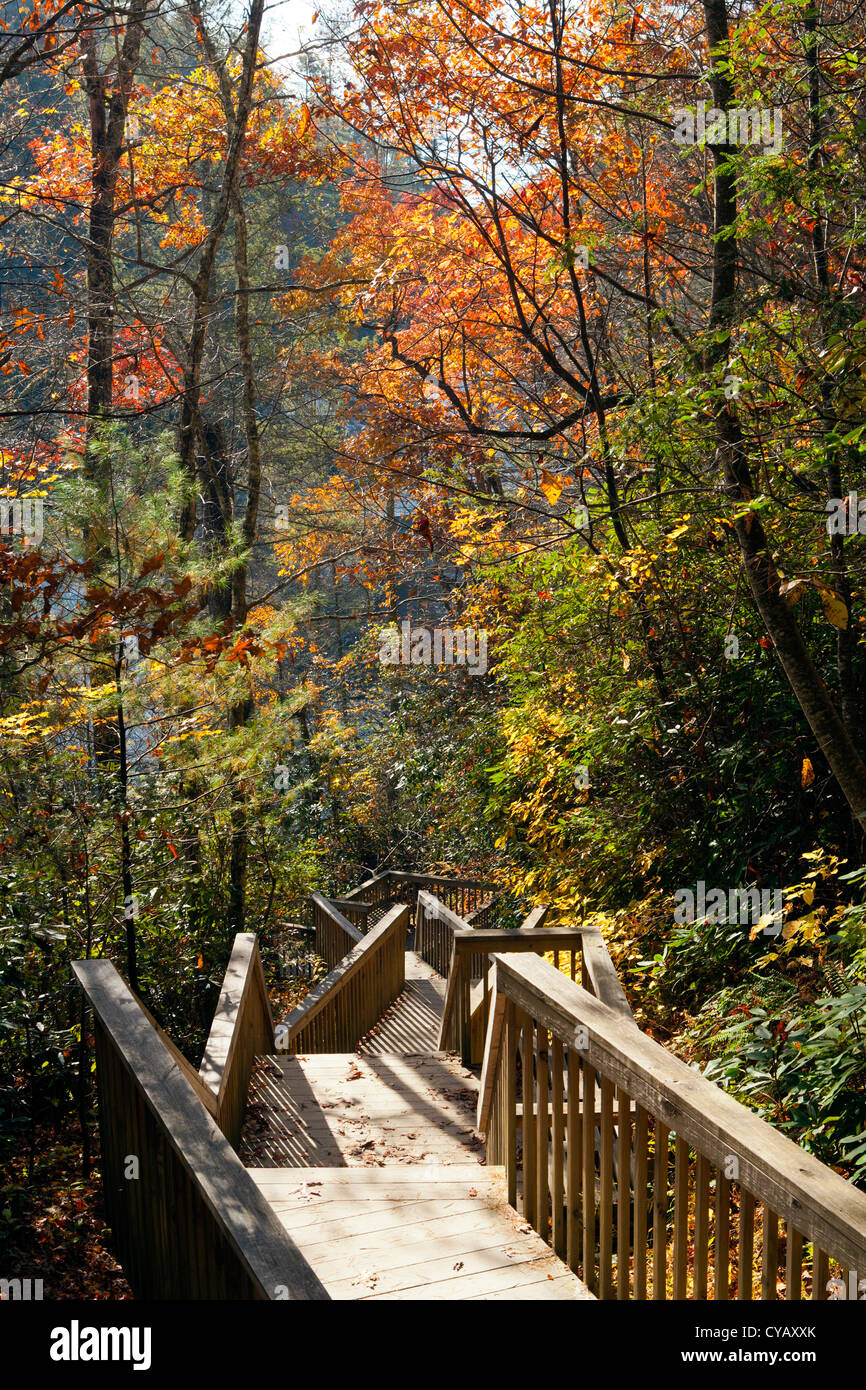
[72,870,866,1301]
[237,907,592,1299]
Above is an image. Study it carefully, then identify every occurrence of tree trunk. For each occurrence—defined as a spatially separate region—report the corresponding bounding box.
[702,0,866,824]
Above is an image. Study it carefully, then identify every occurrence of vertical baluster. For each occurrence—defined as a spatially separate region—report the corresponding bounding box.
[634,1105,649,1300]
[598,1076,615,1298]
[505,1002,517,1208]
[812,1246,829,1301]
[652,1121,669,1300]
[460,951,471,1066]
[551,1035,565,1259]
[582,1061,596,1294]
[738,1190,755,1301]
[536,1024,549,1242]
[762,1207,779,1301]
[672,1136,689,1299]
[715,1173,730,1300]
[694,1154,710,1300]
[785,1227,803,1301]
[522,1012,536,1228]
[616,1086,632,1300]
[566,1046,581,1274]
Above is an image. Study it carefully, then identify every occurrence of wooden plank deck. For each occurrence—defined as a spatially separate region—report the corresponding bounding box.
[358,951,446,1054]
[240,1052,484,1167]
[249,1165,593,1300]
[238,937,593,1300]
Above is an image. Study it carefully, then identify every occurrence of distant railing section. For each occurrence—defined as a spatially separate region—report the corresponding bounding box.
[323,870,497,936]
[311,891,363,968]
[72,959,328,1301]
[479,953,866,1301]
[277,905,408,1054]
[199,933,275,1148]
[417,890,634,1065]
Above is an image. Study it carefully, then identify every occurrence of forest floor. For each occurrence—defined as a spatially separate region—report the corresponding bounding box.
[0,1131,131,1300]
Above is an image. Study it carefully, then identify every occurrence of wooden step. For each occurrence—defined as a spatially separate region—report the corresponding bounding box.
[249,1165,594,1300]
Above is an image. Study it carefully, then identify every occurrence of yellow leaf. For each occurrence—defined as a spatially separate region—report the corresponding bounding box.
[801,757,815,788]
[803,885,815,905]
[782,912,819,941]
[540,469,563,505]
[779,578,806,605]
[817,585,848,629]
[621,649,631,672]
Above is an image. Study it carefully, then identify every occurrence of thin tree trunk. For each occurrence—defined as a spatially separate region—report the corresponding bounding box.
[804,0,860,750]
[702,0,866,823]
[178,0,265,539]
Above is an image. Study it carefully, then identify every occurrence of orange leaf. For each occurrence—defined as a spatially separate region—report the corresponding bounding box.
[540,469,563,505]
[298,102,312,139]
[801,757,815,789]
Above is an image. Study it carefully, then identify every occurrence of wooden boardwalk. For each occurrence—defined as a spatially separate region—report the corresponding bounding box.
[358,952,445,1054]
[240,1052,485,1168]
[73,873,866,1301]
[248,1165,592,1300]
[238,946,592,1300]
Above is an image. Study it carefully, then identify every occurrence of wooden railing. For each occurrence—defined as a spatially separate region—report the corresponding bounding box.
[329,897,375,932]
[415,890,469,977]
[389,871,496,921]
[478,952,866,1301]
[419,890,633,1065]
[311,891,363,967]
[339,873,394,915]
[277,904,408,1054]
[440,926,586,1064]
[72,959,328,1301]
[309,872,496,947]
[199,933,275,1148]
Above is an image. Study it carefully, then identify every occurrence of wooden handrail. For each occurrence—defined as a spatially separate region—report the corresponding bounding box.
[199,933,275,1147]
[484,951,866,1297]
[388,871,497,890]
[428,896,620,1064]
[341,873,390,899]
[310,891,363,967]
[72,959,329,1301]
[278,904,408,1053]
[579,926,636,1025]
[457,927,589,950]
